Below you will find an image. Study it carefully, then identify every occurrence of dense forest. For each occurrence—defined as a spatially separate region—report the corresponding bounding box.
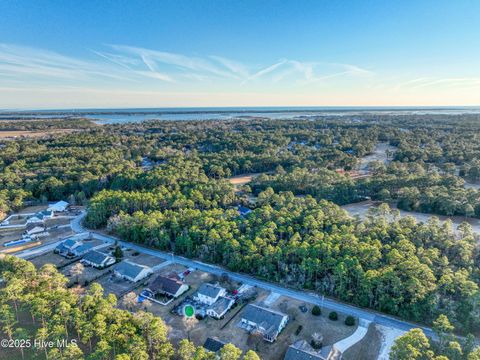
[1,114,480,337]
[0,255,261,360]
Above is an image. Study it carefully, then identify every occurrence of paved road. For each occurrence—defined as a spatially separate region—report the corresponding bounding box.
[13,211,435,339]
[69,212,435,338]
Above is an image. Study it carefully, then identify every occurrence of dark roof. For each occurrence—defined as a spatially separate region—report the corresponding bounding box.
[55,239,81,252]
[242,304,288,336]
[83,250,113,265]
[208,296,234,315]
[35,210,53,220]
[284,346,324,360]
[203,338,226,353]
[148,275,185,296]
[198,283,224,299]
[115,261,150,279]
[73,243,94,254]
[284,342,340,360]
[238,206,252,216]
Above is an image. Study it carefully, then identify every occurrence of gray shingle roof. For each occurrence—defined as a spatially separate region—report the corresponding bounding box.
[83,250,113,266]
[203,338,226,353]
[198,283,224,298]
[55,239,80,252]
[148,275,185,296]
[115,261,149,279]
[242,304,288,336]
[285,346,324,360]
[208,296,233,315]
[73,243,94,255]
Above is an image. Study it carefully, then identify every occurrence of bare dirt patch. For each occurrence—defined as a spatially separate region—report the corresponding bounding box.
[0,129,79,139]
[30,252,74,268]
[229,173,264,190]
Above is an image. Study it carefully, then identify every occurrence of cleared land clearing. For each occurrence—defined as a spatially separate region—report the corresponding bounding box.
[0,129,80,139]
[228,173,264,188]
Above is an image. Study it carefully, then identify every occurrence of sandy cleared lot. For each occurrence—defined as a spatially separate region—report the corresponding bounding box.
[342,200,480,234]
[0,129,79,139]
[229,173,264,189]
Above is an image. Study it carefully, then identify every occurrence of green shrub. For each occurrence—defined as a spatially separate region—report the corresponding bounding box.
[295,325,303,335]
[345,315,355,326]
[328,311,338,321]
[312,305,321,316]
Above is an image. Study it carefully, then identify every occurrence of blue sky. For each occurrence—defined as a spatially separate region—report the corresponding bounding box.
[1,0,479,109]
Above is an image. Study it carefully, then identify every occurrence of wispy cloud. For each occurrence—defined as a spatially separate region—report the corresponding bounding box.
[0,43,373,92]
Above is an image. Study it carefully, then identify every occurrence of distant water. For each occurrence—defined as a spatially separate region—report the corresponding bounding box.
[1,106,480,124]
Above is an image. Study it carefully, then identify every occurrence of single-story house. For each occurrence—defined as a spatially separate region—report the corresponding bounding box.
[194,283,227,305]
[203,337,226,353]
[206,296,235,319]
[240,304,288,342]
[114,261,152,282]
[146,275,189,298]
[48,201,69,213]
[70,243,95,257]
[81,250,116,269]
[284,341,341,360]
[27,210,54,224]
[55,239,82,255]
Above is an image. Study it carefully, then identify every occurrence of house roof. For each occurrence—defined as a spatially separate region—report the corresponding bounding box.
[203,337,226,353]
[148,275,185,296]
[56,239,81,252]
[208,296,234,315]
[242,304,288,336]
[83,250,113,265]
[115,261,150,279]
[197,283,224,299]
[35,210,53,220]
[73,243,94,254]
[238,206,252,216]
[27,226,44,233]
[284,341,324,360]
[48,201,69,211]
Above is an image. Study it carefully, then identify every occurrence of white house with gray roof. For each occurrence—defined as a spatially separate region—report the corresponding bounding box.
[194,283,227,305]
[206,296,235,319]
[239,304,288,342]
[55,238,82,256]
[81,250,115,269]
[47,200,69,213]
[114,261,152,282]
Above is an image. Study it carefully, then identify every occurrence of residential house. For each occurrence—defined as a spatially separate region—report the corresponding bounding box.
[146,275,189,298]
[203,337,226,354]
[239,304,288,342]
[284,340,341,360]
[25,225,45,236]
[27,210,54,224]
[48,200,69,213]
[206,296,234,319]
[114,261,152,282]
[81,250,116,269]
[70,243,95,257]
[194,283,227,305]
[238,206,252,217]
[55,239,82,256]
